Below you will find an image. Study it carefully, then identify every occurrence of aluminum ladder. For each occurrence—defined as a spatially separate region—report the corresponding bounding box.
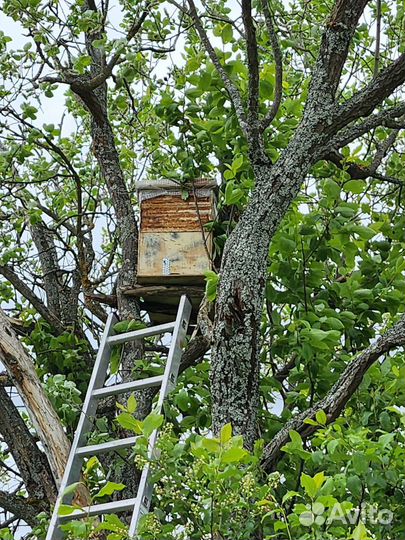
[46,295,192,540]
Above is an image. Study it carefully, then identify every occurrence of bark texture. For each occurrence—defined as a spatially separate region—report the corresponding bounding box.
[0,309,71,485]
[0,386,57,508]
[0,490,42,528]
[209,0,405,446]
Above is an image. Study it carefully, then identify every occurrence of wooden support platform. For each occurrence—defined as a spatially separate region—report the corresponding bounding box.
[124,285,204,325]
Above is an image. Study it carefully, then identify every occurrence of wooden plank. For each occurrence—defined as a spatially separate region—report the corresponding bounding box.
[138,231,212,279]
[124,285,204,297]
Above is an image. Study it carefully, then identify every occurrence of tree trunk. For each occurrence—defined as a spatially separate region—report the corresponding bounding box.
[0,309,71,485]
[211,126,327,446]
[0,386,57,506]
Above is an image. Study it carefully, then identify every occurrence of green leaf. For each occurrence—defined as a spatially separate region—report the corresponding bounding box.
[205,270,219,302]
[325,317,345,330]
[347,475,362,498]
[274,520,287,531]
[304,417,319,426]
[175,390,189,412]
[232,155,244,173]
[378,432,395,448]
[281,430,311,460]
[94,481,126,499]
[110,345,122,374]
[96,514,127,533]
[323,179,340,199]
[92,38,105,49]
[352,453,369,475]
[202,437,220,453]
[21,103,38,119]
[327,439,340,454]
[127,394,137,414]
[282,490,300,504]
[315,410,327,425]
[300,473,317,499]
[127,320,147,331]
[221,24,233,43]
[221,446,248,463]
[313,471,326,492]
[58,504,77,516]
[116,412,143,434]
[142,411,163,437]
[350,225,376,240]
[113,321,129,333]
[289,430,303,445]
[63,482,83,497]
[84,456,99,474]
[199,71,211,91]
[352,521,369,540]
[344,179,366,194]
[220,423,232,444]
[60,520,87,536]
[224,181,243,205]
[73,54,92,74]
[260,79,274,99]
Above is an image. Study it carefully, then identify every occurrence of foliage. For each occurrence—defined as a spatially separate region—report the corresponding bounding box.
[43,374,82,428]
[0,0,404,537]
[38,415,405,539]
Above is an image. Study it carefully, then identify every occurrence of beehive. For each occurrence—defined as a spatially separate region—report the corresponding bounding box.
[136,179,216,285]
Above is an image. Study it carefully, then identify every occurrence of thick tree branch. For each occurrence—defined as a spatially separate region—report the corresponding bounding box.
[325,123,402,185]
[0,265,64,334]
[180,334,210,372]
[0,309,71,484]
[30,222,64,320]
[373,0,381,78]
[171,0,248,133]
[309,0,369,102]
[0,490,39,528]
[327,102,405,150]
[260,0,283,130]
[325,149,404,186]
[241,0,260,126]
[0,386,57,506]
[336,53,405,130]
[262,314,405,471]
[86,7,152,90]
[85,292,118,307]
[207,0,384,447]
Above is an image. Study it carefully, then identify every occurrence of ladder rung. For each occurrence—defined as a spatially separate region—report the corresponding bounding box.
[75,436,139,457]
[59,498,138,520]
[107,322,176,346]
[92,375,164,398]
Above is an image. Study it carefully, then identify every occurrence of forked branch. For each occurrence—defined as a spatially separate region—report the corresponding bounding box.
[262,314,405,470]
[260,0,283,130]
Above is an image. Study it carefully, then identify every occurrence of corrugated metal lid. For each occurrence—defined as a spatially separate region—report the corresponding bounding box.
[136,178,217,191]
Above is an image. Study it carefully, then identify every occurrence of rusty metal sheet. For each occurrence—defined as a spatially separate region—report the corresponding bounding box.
[141,195,213,232]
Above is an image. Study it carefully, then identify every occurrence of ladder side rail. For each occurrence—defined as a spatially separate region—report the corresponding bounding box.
[157,295,192,409]
[128,295,192,537]
[46,313,117,540]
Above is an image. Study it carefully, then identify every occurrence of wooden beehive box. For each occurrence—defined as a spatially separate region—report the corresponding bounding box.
[136,179,216,285]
